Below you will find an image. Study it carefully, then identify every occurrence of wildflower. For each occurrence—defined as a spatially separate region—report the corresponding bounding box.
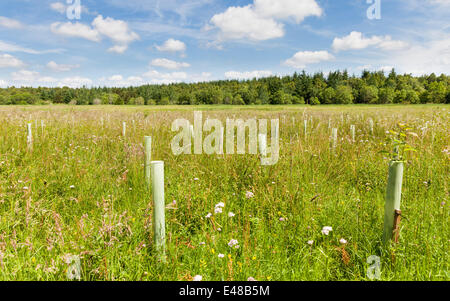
[339,238,348,244]
[228,239,239,248]
[216,202,225,208]
[218,254,225,258]
[307,240,314,245]
[70,185,75,189]
[279,217,285,221]
[214,207,223,214]
[193,275,202,281]
[217,228,222,232]
[252,256,256,260]
[199,242,205,246]
[172,200,177,205]
[245,191,254,199]
[194,178,199,181]
[228,212,235,218]
[321,226,333,235]
[205,213,212,219]
[23,187,28,190]
[247,277,257,281]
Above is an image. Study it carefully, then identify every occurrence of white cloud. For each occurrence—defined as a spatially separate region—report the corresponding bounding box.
[50,2,66,14]
[51,22,101,42]
[253,0,322,23]
[11,70,41,82]
[143,69,188,84]
[0,16,23,29]
[0,40,62,55]
[108,45,128,54]
[332,31,408,52]
[47,61,80,72]
[92,15,139,46]
[384,34,450,75]
[0,54,25,68]
[103,74,144,86]
[150,58,190,70]
[9,70,92,87]
[0,79,7,87]
[50,15,139,53]
[208,0,321,42]
[156,39,186,53]
[58,76,92,88]
[428,0,450,6]
[209,5,284,41]
[224,70,272,79]
[284,50,334,68]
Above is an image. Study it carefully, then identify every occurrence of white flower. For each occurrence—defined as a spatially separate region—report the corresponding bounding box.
[279,217,285,221]
[194,178,199,181]
[199,242,205,246]
[23,187,28,190]
[245,191,254,199]
[215,202,225,208]
[193,275,202,281]
[321,226,333,235]
[228,239,239,248]
[228,212,235,218]
[247,277,257,281]
[214,207,223,214]
[218,254,225,258]
[217,228,222,232]
[339,238,348,244]
[70,185,75,189]
[205,213,212,219]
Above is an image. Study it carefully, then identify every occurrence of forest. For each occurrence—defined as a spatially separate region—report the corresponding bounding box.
[0,70,449,105]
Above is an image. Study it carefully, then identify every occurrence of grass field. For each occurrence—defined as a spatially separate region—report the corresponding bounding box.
[0,105,448,281]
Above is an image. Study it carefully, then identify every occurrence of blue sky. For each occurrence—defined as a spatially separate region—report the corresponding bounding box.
[0,0,449,87]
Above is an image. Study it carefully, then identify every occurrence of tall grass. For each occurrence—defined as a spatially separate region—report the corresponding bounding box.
[0,105,448,281]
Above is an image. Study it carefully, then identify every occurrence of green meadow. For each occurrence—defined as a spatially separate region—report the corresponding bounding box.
[0,104,448,281]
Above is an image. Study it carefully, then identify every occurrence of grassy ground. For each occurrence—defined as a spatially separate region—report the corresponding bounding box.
[0,105,448,281]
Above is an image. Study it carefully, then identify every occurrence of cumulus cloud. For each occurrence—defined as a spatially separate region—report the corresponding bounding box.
[0,16,23,29]
[103,74,144,86]
[156,39,186,53]
[0,54,25,68]
[92,15,139,46]
[332,31,408,52]
[10,70,92,87]
[50,15,139,53]
[284,51,334,68]
[51,22,101,42]
[150,58,190,70]
[224,70,272,79]
[143,69,188,84]
[47,61,80,72]
[208,0,322,42]
[209,5,284,41]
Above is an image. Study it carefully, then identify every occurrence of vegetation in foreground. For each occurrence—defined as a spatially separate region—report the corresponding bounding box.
[0,105,448,280]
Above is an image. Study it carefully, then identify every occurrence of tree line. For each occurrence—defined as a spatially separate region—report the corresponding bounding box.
[1,70,449,105]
